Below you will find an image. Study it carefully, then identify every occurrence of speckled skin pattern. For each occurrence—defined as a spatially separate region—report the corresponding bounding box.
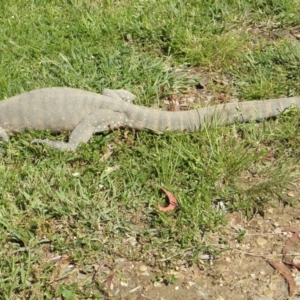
[0,87,300,151]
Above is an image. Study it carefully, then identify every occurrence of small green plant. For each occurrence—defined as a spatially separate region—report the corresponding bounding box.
[152,273,178,285]
[236,229,247,243]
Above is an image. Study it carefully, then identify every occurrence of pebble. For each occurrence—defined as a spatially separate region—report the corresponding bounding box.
[120,281,128,287]
[256,237,267,246]
[260,271,266,276]
[295,276,300,286]
[274,227,282,234]
[263,288,273,297]
[139,265,148,272]
[153,282,162,288]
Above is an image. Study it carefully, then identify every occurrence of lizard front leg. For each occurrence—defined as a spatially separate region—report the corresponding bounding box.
[31,109,127,151]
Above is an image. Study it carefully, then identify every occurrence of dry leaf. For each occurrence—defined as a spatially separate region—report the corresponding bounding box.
[158,187,178,212]
[267,260,296,297]
[282,227,300,233]
[283,231,300,270]
[104,271,115,290]
[100,149,113,161]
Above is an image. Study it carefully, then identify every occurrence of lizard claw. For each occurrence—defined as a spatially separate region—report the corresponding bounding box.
[0,128,9,142]
[31,138,75,151]
[31,138,49,145]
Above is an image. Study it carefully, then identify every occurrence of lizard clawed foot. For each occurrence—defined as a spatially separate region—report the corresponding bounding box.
[0,128,9,142]
[31,139,76,151]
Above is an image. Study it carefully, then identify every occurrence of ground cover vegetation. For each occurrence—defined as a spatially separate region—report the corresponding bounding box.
[0,0,300,298]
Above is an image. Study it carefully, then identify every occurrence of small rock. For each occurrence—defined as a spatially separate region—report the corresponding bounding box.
[187,281,196,287]
[199,254,213,260]
[139,265,147,272]
[256,237,267,246]
[153,282,162,288]
[120,281,128,287]
[274,227,282,234]
[263,288,273,296]
[260,271,266,276]
[287,192,295,197]
[295,276,300,286]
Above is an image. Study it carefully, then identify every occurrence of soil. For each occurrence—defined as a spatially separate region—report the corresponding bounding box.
[102,182,300,300]
[46,181,300,300]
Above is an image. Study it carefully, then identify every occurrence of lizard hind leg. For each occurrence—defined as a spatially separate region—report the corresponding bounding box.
[0,127,9,142]
[31,109,127,151]
[102,88,136,103]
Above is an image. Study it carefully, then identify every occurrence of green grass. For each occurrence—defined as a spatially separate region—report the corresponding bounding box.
[1,0,300,298]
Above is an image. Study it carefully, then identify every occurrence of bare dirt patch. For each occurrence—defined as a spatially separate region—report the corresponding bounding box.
[161,67,239,113]
[42,181,300,299]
